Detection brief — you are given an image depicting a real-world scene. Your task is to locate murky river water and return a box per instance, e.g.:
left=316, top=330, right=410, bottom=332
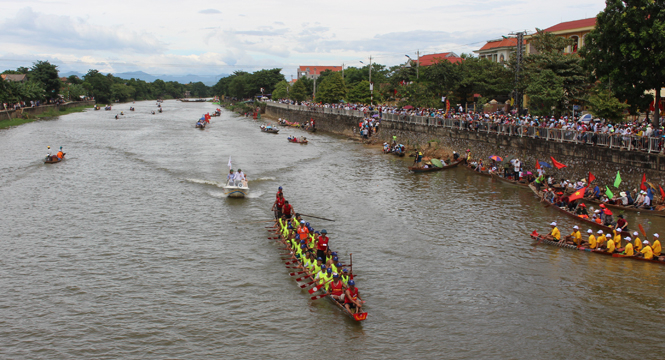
left=1, top=100, right=664, bottom=359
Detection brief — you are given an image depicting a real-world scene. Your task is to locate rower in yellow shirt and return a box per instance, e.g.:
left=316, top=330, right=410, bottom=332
left=623, top=237, right=634, bottom=256
left=586, top=229, right=597, bottom=249
left=633, top=231, right=642, bottom=252
left=640, top=240, right=653, bottom=260
left=606, top=237, right=616, bottom=254
left=570, top=226, right=582, bottom=246
left=613, top=228, right=622, bottom=249
left=596, top=230, right=607, bottom=248
left=545, top=222, right=560, bottom=241
left=652, top=233, right=661, bottom=257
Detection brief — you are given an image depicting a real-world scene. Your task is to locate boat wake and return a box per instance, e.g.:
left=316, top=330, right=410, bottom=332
left=209, top=190, right=263, bottom=199
left=185, top=178, right=223, bottom=187
left=253, top=177, right=276, bottom=181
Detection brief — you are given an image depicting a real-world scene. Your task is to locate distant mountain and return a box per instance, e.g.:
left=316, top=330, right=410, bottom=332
left=59, top=71, right=228, bottom=86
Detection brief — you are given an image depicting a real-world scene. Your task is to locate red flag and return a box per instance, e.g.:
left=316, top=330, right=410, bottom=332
left=640, top=174, right=647, bottom=191
left=588, top=172, right=596, bottom=184
left=659, top=185, right=665, bottom=200
left=530, top=230, right=539, bottom=237
left=569, top=187, right=587, bottom=202
left=535, top=159, right=540, bottom=170
left=550, top=157, right=567, bottom=169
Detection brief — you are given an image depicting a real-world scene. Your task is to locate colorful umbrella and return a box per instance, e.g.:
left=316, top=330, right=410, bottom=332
left=489, top=155, right=503, bottom=162
left=538, top=161, right=552, bottom=168
left=403, top=105, right=413, bottom=110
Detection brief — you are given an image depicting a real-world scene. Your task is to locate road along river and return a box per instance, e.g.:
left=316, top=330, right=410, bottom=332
left=1, top=100, right=664, bottom=359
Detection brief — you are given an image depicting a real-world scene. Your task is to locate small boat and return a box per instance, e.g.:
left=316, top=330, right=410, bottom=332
left=530, top=232, right=665, bottom=265
left=196, top=121, right=206, bottom=129
left=583, top=197, right=665, bottom=218
left=491, top=174, right=529, bottom=187
left=223, top=180, right=249, bottom=198
left=261, top=127, right=280, bottom=134
left=409, top=159, right=463, bottom=173
left=288, top=137, right=308, bottom=144
left=129, top=107, right=135, bottom=111
left=528, top=184, right=630, bottom=236
left=44, top=153, right=65, bottom=164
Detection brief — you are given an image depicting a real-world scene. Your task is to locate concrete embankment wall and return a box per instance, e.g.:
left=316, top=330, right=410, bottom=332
left=0, top=100, right=96, bottom=122
left=266, top=105, right=665, bottom=189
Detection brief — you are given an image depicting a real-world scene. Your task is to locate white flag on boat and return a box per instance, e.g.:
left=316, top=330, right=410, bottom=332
left=228, top=156, right=232, bottom=169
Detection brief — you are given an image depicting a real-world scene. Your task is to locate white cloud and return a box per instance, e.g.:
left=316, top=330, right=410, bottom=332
left=0, top=7, right=165, bottom=54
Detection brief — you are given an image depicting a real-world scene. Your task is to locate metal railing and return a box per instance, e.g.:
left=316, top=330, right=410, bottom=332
left=265, top=102, right=664, bottom=154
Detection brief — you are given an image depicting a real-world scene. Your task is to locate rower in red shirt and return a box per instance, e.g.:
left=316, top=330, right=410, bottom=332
left=282, top=201, right=293, bottom=219
left=344, top=280, right=363, bottom=314
left=272, top=192, right=285, bottom=219
left=329, top=273, right=346, bottom=302
left=276, top=186, right=283, bottom=199
left=317, top=229, right=329, bottom=261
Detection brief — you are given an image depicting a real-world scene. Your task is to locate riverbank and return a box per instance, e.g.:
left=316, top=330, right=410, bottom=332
left=0, top=101, right=96, bottom=129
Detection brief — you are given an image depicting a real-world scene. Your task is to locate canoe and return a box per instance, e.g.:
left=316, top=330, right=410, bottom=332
left=583, top=197, right=665, bottom=218
left=491, top=174, right=529, bottom=187
left=44, top=153, right=65, bottom=164
left=530, top=233, right=665, bottom=265
left=261, top=127, right=280, bottom=134
left=409, top=159, right=463, bottom=173
left=273, top=225, right=367, bottom=321
left=288, top=138, right=308, bottom=144
left=464, top=164, right=492, bottom=177
left=528, top=184, right=629, bottom=236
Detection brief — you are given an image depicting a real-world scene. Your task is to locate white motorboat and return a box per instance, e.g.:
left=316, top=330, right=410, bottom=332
left=223, top=180, right=249, bottom=198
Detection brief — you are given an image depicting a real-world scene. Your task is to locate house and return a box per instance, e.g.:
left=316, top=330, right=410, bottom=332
left=526, top=17, right=597, bottom=54
left=475, top=38, right=526, bottom=63
left=412, top=52, right=463, bottom=66
left=297, top=66, right=343, bottom=80
left=1, top=74, right=28, bottom=83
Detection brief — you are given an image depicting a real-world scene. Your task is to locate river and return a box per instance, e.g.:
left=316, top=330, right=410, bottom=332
left=1, top=100, right=664, bottom=359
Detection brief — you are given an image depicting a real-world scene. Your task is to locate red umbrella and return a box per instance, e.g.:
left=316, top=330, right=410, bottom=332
left=403, top=105, right=413, bottom=110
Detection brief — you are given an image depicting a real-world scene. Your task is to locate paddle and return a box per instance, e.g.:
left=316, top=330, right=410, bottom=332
left=311, top=293, right=329, bottom=300
left=308, top=279, right=333, bottom=294
left=299, top=213, right=335, bottom=222
left=639, top=223, right=647, bottom=239
left=299, top=279, right=317, bottom=288
left=295, top=274, right=311, bottom=282
left=289, top=271, right=306, bottom=276
left=350, top=253, right=353, bottom=280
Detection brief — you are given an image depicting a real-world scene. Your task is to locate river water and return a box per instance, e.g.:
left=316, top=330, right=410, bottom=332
left=1, top=100, right=664, bottom=359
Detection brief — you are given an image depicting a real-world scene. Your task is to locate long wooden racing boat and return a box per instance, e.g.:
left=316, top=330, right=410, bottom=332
left=409, top=159, right=463, bottom=173
left=530, top=233, right=665, bottom=265
left=287, top=138, right=308, bottom=144
left=491, top=174, right=529, bottom=187
left=464, top=164, right=492, bottom=177
left=582, top=197, right=665, bottom=218
left=528, top=184, right=629, bottom=236
left=44, top=153, right=65, bottom=164
left=273, top=225, right=367, bottom=321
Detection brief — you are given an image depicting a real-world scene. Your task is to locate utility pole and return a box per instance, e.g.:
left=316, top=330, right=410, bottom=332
left=369, top=56, right=373, bottom=105
left=313, top=76, right=316, bottom=101
left=342, top=63, right=344, bottom=80
left=416, top=50, right=420, bottom=80
left=509, top=31, right=526, bottom=114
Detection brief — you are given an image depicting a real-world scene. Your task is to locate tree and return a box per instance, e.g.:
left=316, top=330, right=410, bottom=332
left=289, top=79, right=308, bottom=103
left=67, top=75, right=83, bottom=85
left=30, top=60, right=61, bottom=98
left=526, top=69, right=564, bottom=116
left=83, top=69, right=113, bottom=103
left=586, top=85, right=629, bottom=121
left=581, top=0, right=665, bottom=125
left=111, top=83, right=135, bottom=102
left=347, top=80, right=372, bottom=104
left=316, top=72, right=347, bottom=103
left=189, top=81, right=209, bottom=98
left=272, top=80, right=289, bottom=100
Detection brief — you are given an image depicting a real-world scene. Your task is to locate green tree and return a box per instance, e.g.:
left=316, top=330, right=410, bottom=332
left=581, top=0, right=665, bottom=125
left=30, top=60, right=61, bottom=98
left=289, top=79, right=308, bottom=103
left=315, top=72, right=347, bottom=103
left=83, top=69, right=113, bottom=103
left=586, top=85, right=629, bottom=121
left=110, top=83, right=135, bottom=102
left=190, top=81, right=209, bottom=97
left=67, top=75, right=83, bottom=85
left=525, top=69, right=564, bottom=116
left=272, top=80, right=289, bottom=99
left=347, top=80, right=372, bottom=104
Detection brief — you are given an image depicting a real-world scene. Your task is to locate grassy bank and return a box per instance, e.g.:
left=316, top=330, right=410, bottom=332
left=0, top=104, right=94, bottom=129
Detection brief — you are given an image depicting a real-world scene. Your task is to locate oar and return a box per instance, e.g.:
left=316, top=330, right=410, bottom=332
left=531, top=231, right=545, bottom=248
left=308, top=280, right=332, bottom=294
left=311, top=293, right=329, bottom=300
left=639, top=223, right=647, bottom=239
left=289, top=271, right=306, bottom=276
left=350, top=253, right=353, bottom=280
left=299, top=213, right=335, bottom=222
left=295, top=274, right=311, bottom=282
left=298, top=279, right=317, bottom=288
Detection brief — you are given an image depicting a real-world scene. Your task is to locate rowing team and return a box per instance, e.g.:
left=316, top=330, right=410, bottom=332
left=273, top=204, right=363, bottom=314
left=544, top=221, right=663, bottom=260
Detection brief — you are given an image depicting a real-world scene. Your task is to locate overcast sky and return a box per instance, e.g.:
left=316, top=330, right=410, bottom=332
left=0, top=0, right=606, bottom=79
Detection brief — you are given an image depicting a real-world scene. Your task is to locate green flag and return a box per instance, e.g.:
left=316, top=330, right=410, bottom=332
left=614, top=171, right=622, bottom=188
left=606, top=186, right=614, bottom=199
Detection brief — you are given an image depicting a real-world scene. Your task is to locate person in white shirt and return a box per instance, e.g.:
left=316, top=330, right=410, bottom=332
left=234, top=169, right=247, bottom=187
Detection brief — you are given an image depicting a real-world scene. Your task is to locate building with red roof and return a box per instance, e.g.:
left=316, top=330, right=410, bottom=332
left=474, top=38, right=526, bottom=63
left=527, top=17, right=597, bottom=54
left=412, top=52, right=463, bottom=66
left=297, top=66, right=343, bottom=80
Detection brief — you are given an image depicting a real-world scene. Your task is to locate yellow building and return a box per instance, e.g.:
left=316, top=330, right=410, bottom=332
left=526, top=17, right=597, bottom=55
